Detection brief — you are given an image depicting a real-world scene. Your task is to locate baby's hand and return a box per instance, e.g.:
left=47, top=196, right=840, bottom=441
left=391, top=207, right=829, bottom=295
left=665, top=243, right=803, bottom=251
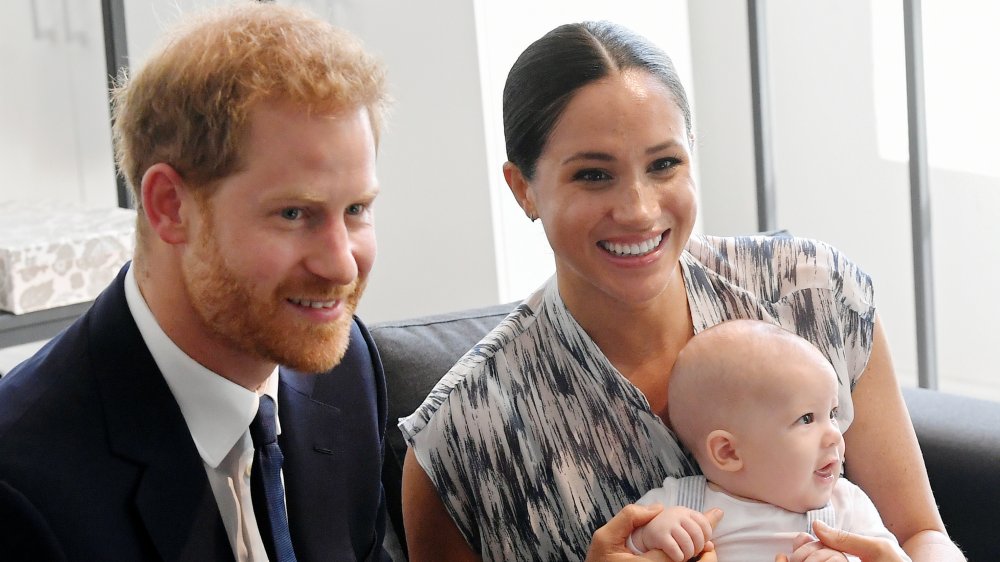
left=774, top=532, right=851, bottom=562
left=628, top=506, right=722, bottom=562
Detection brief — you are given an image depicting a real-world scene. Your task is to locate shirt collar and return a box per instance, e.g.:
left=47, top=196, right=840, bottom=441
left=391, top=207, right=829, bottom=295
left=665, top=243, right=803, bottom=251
left=124, top=264, right=281, bottom=468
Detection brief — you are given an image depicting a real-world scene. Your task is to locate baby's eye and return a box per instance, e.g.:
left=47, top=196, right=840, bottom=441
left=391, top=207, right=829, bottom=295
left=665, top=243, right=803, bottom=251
left=572, top=169, right=612, bottom=182
left=280, top=208, right=304, bottom=221
left=830, top=407, right=839, bottom=420
left=798, top=413, right=815, bottom=424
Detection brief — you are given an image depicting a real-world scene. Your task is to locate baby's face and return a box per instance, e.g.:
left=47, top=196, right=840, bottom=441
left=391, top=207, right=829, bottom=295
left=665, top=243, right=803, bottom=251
left=734, top=359, right=845, bottom=513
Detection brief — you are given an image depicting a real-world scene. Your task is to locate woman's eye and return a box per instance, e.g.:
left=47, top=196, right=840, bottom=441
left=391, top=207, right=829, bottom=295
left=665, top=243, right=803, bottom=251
left=573, top=169, right=612, bottom=182
left=798, top=413, right=815, bottom=424
left=280, top=208, right=303, bottom=220
left=649, top=157, right=679, bottom=172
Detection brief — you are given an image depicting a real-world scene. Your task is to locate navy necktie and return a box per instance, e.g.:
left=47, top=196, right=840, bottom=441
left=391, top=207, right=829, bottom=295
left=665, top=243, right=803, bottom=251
left=249, top=395, right=297, bottom=562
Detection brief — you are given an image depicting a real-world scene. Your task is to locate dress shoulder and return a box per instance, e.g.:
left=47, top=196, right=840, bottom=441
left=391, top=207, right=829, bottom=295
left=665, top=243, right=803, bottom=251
left=397, top=286, right=544, bottom=444
left=685, top=234, right=874, bottom=316
left=682, top=234, right=877, bottom=425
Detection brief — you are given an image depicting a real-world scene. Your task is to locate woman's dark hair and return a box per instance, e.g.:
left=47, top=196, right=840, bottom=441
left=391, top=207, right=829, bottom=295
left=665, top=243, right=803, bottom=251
left=502, top=21, right=691, bottom=180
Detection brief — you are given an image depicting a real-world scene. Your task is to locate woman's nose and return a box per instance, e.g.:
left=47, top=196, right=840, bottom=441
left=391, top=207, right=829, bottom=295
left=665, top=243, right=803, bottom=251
left=612, top=178, right=658, bottom=225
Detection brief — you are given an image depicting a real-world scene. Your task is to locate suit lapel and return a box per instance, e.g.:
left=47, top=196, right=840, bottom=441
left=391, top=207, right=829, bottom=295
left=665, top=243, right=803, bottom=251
left=278, top=369, right=343, bottom=559
left=89, top=266, right=232, bottom=561
left=278, top=318, right=389, bottom=562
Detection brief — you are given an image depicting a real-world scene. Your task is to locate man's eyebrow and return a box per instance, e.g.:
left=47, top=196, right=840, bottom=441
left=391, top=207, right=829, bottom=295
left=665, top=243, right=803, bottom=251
left=260, top=192, right=326, bottom=204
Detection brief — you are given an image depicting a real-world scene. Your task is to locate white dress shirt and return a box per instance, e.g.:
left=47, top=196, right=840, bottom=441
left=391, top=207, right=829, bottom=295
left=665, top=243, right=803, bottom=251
left=124, top=266, right=280, bottom=562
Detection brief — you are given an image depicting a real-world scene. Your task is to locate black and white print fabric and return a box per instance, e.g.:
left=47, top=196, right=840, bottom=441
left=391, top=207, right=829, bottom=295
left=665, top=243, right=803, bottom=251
left=399, top=234, right=876, bottom=561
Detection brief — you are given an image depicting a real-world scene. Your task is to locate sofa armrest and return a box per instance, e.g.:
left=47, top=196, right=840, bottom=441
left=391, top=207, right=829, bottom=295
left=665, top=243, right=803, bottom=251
left=901, top=386, right=1000, bottom=561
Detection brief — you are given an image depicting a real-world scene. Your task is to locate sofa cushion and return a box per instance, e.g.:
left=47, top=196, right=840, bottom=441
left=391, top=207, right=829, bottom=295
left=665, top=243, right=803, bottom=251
left=900, top=386, right=1000, bottom=561
left=370, top=303, right=515, bottom=556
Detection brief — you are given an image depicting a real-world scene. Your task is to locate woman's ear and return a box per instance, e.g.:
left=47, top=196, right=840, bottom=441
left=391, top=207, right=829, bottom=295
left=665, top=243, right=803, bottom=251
left=141, top=163, right=192, bottom=245
left=705, top=429, right=743, bottom=472
left=503, top=162, right=538, bottom=222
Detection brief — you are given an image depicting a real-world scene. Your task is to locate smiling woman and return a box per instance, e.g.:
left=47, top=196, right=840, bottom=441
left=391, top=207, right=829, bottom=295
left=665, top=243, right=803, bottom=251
left=398, top=19, right=962, bottom=562
left=505, top=68, right=696, bottom=317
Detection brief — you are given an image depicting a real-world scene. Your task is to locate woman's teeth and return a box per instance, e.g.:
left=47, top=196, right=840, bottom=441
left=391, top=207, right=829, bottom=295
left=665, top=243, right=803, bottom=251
left=599, top=233, right=663, bottom=257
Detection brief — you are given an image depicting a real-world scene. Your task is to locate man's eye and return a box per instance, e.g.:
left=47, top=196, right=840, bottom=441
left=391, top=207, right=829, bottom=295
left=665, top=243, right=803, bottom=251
left=346, top=203, right=366, bottom=216
left=573, top=169, right=611, bottom=182
left=280, top=208, right=303, bottom=220
left=798, top=413, right=815, bottom=424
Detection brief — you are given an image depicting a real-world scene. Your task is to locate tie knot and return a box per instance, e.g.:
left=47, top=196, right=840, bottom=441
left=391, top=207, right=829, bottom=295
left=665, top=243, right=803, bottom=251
left=250, top=395, right=277, bottom=447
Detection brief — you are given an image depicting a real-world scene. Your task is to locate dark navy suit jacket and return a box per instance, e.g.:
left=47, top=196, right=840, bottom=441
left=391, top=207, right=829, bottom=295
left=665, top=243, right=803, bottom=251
left=0, top=265, right=390, bottom=561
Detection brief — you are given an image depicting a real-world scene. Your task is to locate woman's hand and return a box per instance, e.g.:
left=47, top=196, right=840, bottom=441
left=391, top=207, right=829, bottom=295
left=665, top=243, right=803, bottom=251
left=775, top=529, right=852, bottom=562
left=810, top=521, right=906, bottom=561
left=774, top=521, right=906, bottom=562
left=585, top=504, right=721, bottom=562
left=775, top=529, right=851, bottom=562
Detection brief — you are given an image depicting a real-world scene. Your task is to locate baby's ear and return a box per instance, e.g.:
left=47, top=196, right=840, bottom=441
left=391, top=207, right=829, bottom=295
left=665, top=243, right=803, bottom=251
left=705, top=429, right=742, bottom=472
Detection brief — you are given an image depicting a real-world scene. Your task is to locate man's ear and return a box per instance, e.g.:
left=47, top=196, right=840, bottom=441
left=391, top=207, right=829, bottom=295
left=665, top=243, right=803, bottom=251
left=141, top=163, right=193, bottom=245
left=502, top=162, right=538, bottom=221
left=705, top=429, right=743, bottom=472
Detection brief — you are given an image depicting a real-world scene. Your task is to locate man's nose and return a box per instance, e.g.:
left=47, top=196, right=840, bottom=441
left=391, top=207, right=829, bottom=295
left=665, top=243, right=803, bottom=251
left=305, top=219, right=358, bottom=285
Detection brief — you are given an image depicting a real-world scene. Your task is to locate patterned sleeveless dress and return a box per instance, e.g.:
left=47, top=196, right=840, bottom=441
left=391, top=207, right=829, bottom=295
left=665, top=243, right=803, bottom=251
left=399, top=234, right=876, bottom=561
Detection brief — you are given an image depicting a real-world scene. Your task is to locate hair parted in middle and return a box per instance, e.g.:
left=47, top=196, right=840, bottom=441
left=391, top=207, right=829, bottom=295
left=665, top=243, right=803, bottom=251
left=502, top=21, right=692, bottom=180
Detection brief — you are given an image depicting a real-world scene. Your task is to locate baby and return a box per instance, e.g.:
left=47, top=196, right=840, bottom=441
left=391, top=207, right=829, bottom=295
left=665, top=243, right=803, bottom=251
left=629, top=319, right=910, bottom=562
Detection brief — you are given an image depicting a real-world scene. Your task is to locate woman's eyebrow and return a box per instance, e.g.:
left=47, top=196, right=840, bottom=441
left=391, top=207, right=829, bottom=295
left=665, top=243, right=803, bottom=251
left=561, top=140, right=683, bottom=165
left=561, top=151, right=615, bottom=165
left=646, top=140, right=680, bottom=155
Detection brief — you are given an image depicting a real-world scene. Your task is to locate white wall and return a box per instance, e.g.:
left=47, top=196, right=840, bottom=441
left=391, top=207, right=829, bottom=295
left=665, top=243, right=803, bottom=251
left=123, top=0, right=229, bottom=60
left=686, top=1, right=758, bottom=236
left=0, top=1, right=116, bottom=209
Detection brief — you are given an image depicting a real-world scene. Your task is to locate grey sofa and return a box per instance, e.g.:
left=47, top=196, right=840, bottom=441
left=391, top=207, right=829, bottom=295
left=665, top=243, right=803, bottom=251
left=371, top=304, right=1000, bottom=562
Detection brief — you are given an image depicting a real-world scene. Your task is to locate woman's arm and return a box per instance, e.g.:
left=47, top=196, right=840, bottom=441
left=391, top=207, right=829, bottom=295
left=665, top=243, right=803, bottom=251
left=402, top=447, right=481, bottom=562
left=402, top=447, right=707, bottom=561
left=841, top=316, right=964, bottom=561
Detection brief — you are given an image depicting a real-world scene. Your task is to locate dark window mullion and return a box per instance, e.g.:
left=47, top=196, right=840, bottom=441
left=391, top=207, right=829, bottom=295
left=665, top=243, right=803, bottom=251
left=101, top=0, right=131, bottom=209
left=747, top=0, right=776, bottom=233
left=903, top=0, right=938, bottom=389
